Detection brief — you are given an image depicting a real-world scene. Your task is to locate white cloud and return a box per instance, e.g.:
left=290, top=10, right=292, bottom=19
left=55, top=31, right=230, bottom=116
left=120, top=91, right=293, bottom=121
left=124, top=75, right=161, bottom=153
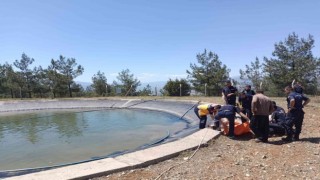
left=138, top=73, right=156, bottom=78
left=109, top=73, right=118, bottom=76
left=139, top=73, right=187, bottom=82
left=165, top=74, right=187, bottom=79
left=137, top=73, right=157, bottom=82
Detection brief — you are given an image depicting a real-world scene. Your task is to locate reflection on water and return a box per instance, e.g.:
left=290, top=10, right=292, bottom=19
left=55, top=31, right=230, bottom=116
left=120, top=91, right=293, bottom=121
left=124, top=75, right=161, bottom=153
left=0, top=109, right=186, bottom=171
left=0, top=110, right=87, bottom=144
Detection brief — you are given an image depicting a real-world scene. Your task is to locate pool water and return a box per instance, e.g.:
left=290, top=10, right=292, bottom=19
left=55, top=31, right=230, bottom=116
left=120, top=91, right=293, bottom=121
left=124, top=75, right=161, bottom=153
left=0, top=109, right=187, bottom=171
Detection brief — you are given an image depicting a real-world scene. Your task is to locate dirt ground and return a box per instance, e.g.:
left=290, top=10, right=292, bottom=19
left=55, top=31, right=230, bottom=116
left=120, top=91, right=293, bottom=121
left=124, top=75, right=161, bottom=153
left=93, top=97, right=320, bottom=180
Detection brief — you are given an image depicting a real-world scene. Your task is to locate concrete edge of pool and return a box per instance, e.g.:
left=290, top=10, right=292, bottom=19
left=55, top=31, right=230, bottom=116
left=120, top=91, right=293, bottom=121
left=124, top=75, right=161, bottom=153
left=6, top=129, right=221, bottom=180
left=2, top=99, right=221, bottom=180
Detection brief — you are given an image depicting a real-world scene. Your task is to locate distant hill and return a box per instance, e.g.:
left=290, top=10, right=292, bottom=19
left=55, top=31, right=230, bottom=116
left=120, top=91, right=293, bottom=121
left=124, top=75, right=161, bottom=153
left=139, top=81, right=166, bottom=89
left=76, top=81, right=92, bottom=89
left=76, top=81, right=166, bottom=94
left=77, top=77, right=248, bottom=94
left=139, top=81, right=166, bottom=95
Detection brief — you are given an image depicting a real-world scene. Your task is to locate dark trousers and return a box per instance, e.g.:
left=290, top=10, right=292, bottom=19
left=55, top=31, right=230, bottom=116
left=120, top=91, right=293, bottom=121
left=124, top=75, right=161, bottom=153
left=241, top=108, right=253, bottom=121
left=194, top=107, right=207, bottom=129
left=269, top=123, right=286, bottom=136
left=226, top=99, right=236, bottom=106
left=214, top=111, right=235, bottom=136
left=283, top=109, right=304, bottom=138
left=250, top=115, right=269, bottom=141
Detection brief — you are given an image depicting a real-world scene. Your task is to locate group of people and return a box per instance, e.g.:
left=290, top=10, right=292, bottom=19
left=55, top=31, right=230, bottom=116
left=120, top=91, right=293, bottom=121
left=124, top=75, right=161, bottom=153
left=194, top=80, right=311, bottom=143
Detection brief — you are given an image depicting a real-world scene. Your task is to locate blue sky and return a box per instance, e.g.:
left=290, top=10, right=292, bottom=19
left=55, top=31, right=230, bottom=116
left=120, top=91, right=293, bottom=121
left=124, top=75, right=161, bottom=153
left=1, top=0, right=320, bottom=83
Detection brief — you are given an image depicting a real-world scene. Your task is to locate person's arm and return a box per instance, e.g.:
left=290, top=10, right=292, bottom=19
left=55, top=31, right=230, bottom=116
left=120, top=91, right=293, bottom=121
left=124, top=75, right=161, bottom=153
left=270, top=112, right=276, bottom=123
left=234, top=88, right=238, bottom=96
left=239, top=112, right=250, bottom=122
left=227, top=90, right=236, bottom=97
left=238, top=96, right=242, bottom=106
left=251, top=96, right=257, bottom=115
left=268, top=101, right=274, bottom=115
left=222, top=90, right=227, bottom=101
left=209, top=114, right=215, bottom=120
left=303, top=97, right=311, bottom=107
left=288, top=99, right=295, bottom=111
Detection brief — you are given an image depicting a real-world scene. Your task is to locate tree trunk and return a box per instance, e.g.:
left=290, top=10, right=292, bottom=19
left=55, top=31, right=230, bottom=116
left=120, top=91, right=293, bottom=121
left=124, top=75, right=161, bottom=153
left=68, top=83, right=72, bottom=97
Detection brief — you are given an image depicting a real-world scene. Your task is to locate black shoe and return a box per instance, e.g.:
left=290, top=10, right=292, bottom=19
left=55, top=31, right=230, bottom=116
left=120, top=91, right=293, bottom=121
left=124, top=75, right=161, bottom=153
left=293, top=135, right=300, bottom=141
left=211, top=125, right=217, bottom=130
left=282, top=137, right=292, bottom=142
left=211, top=126, right=221, bottom=131
left=228, top=135, right=235, bottom=139
left=255, top=138, right=268, bottom=143
left=268, top=133, right=274, bottom=137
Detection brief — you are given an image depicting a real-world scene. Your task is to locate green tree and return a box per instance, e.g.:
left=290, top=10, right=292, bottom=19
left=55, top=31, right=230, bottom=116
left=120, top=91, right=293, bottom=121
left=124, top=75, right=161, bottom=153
left=91, top=71, right=108, bottom=96
left=115, top=69, right=141, bottom=96
left=0, top=63, right=13, bottom=97
left=32, top=66, right=50, bottom=98
left=138, top=84, right=152, bottom=96
left=13, top=53, right=35, bottom=98
left=70, top=82, right=84, bottom=97
left=56, top=55, right=84, bottom=97
left=163, top=78, right=191, bottom=96
left=239, top=57, right=265, bottom=90
left=5, top=63, right=22, bottom=98
left=264, top=33, right=319, bottom=94
left=186, top=49, right=230, bottom=96
left=46, top=59, right=63, bottom=98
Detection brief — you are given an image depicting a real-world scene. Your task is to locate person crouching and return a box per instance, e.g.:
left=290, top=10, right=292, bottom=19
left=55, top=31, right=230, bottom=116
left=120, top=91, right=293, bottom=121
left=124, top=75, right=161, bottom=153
left=194, top=104, right=221, bottom=129
left=213, top=104, right=250, bottom=139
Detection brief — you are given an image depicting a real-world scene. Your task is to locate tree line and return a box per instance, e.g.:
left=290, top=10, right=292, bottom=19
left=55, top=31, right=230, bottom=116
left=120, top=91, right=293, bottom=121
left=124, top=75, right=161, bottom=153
left=0, top=33, right=319, bottom=98
left=0, top=55, right=84, bottom=98
left=185, top=32, right=319, bottom=96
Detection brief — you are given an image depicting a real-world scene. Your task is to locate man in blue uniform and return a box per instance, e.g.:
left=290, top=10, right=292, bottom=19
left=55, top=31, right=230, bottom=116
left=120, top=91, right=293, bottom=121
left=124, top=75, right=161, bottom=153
left=269, top=101, right=286, bottom=136
left=293, top=82, right=304, bottom=94
left=243, top=85, right=256, bottom=96
left=222, top=80, right=238, bottom=106
left=282, top=86, right=310, bottom=141
left=213, top=104, right=250, bottom=139
left=238, top=91, right=253, bottom=121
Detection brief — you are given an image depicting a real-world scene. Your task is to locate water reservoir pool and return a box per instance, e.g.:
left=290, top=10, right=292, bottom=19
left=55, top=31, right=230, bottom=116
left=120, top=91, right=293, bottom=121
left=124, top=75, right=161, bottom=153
left=0, top=108, right=187, bottom=171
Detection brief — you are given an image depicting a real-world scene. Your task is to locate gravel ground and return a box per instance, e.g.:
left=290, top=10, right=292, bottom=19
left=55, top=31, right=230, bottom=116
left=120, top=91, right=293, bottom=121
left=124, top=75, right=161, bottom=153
left=93, top=98, right=320, bottom=180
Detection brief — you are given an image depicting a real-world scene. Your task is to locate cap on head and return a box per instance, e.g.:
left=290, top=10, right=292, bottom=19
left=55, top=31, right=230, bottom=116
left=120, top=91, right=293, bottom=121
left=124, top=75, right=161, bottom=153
left=225, top=80, right=231, bottom=84
left=209, top=104, right=221, bottom=110
left=293, top=84, right=303, bottom=93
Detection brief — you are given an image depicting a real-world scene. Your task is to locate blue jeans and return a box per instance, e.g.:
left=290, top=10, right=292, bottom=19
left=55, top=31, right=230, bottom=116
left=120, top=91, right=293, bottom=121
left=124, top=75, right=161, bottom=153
left=194, top=107, right=207, bottom=129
